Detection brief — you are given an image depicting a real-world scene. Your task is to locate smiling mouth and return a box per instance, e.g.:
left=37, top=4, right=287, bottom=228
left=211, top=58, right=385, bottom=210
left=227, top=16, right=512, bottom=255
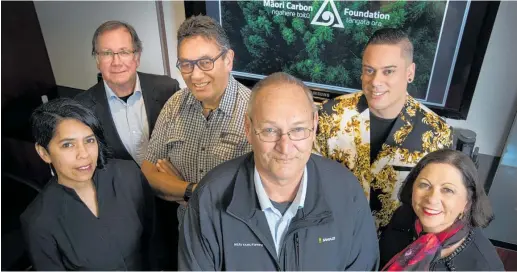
left=76, top=164, right=93, bottom=171
left=422, top=208, right=442, bottom=216
left=274, top=157, right=295, bottom=163
left=193, top=82, right=209, bottom=88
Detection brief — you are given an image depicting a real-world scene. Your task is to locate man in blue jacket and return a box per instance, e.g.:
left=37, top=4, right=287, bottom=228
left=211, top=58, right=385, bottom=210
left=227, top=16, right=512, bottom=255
left=179, top=72, right=379, bottom=270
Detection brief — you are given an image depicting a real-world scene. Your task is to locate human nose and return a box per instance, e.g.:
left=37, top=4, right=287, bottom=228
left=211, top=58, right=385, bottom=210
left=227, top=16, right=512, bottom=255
left=275, top=133, right=293, bottom=154
left=424, top=188, right=441, bottom=205
left=190, top=62, right=204, bottom=79
left=111, top=53, right=122, bottom=66
left=76, top=143, right=90, bottom=160
left=371, top=71, right=384, bottom=87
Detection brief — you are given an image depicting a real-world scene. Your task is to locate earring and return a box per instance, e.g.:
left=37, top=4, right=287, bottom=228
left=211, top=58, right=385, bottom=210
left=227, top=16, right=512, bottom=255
left=408, top=78, right=413, bottom=83
left=49, top=164, right=54, bottom=176
left=458, top=212, right=464, bottom=220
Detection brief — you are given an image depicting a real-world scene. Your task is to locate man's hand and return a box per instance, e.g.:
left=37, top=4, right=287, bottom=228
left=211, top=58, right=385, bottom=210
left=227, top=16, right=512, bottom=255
left=156, top=159, right=195, bottom=206
left=156, top=159, right=182, bottom=178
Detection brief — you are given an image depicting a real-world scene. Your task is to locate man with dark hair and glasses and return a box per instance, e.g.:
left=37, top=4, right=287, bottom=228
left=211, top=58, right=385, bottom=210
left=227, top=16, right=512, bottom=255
left=141, top=15, right=252, bottom=265
left=75, top=20, right=180, bottom=164
left=179, top=72, right=379, bottom=271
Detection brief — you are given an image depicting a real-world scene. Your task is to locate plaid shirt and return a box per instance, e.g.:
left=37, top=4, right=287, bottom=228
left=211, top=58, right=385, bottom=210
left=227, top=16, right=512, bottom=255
left=145, top=76, right=252, bottom=221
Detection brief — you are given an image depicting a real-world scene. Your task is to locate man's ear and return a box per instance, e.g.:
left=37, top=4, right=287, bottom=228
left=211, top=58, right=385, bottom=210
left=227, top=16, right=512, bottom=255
left=96, top=57, right=101, bottom=70
left=407, top=62, right=416, bottom=82
left=224, top=49, right=234, bottom=71
left=244, top=113, right=252, bottom=143
left=312, top=111, right=319, bottom=136
left=134, top=51, right=141, bottom=68
left=35, top=144, right=52, bottom=164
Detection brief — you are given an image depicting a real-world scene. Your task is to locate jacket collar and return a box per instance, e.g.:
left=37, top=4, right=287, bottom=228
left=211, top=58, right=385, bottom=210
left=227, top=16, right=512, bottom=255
left=226, top=154, right=332, bottom=222
left=355, top=92, right=418, bottom=149
left=104, top=73, right=142, bottom=100
left=91, top=72, right=156, bottom=128
left=88, top=72, right=153, bottom=160
left=383, top=94, right=418, bottom=148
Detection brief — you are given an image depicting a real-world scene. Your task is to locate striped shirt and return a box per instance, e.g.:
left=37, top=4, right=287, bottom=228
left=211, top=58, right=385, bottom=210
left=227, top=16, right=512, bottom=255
left=145, top=76, right=252, bottom=222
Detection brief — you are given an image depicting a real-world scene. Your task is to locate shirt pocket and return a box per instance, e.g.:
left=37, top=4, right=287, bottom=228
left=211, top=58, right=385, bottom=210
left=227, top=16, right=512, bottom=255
left=212, top=131, right=246, bottom=161
left=165, top=135, right=185, bottom=163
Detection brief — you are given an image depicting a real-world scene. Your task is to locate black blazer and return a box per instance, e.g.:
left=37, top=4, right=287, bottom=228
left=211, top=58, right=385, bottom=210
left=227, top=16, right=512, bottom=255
left=75, top=72, right=179, bottom=161
left=379, top=205, right=504, bottom=271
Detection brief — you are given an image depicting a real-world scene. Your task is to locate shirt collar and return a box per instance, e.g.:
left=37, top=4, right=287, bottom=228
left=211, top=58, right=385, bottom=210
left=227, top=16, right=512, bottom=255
left=185, top=75, right=238, bottom=115
left=104, top=73, right=142, bottom=101
left=253, top=165, right=308, bottom=212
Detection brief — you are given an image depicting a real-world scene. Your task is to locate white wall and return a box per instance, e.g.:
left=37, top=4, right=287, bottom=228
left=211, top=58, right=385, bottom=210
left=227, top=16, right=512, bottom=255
left=446, top=1, right=517, bottom=157
left=34, top=1, right=186, bottom=90
left=162, top=1, right=187, bottom=88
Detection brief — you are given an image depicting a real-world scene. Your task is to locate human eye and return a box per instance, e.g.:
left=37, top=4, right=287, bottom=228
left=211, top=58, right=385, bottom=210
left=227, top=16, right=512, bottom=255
left=179, top=61, right=193, bottom=70
left=417, top=182, right=430, bottom=189
left=100, top=51, right=113, bottom=57
left=198, top=59, right=213, bottom=69
left=383, top=69, right=395, bottom=76
left=442, top=187, right=455, bottom=194
left=290, top=127, right=307, bottom=136
left=85, top=137, right=97, bottom=144
left=364, top=67, right=374, bottom=75
left=262, top=128, right=278, bottom=135
left=119, top=50, right=131, bottom=56
left=62, top=142, right=73, bottom=148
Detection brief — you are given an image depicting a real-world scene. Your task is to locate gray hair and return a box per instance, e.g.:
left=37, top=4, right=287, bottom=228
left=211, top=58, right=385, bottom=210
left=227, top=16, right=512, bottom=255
left=91, top=20, right=143, bottom=56
left=366, top=28, right=413, bottom=63
left=247, top=72, right=317, bottom=117
left=177, top=15, right=231, bottom=52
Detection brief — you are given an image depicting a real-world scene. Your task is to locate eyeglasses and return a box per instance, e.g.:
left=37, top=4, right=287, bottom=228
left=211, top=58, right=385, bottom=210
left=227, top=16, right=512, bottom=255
left=176, top=50, right=227, bottom=74
left=95, top=50, right=137, bottom=63
left=250, top=118, right=314, bottom=142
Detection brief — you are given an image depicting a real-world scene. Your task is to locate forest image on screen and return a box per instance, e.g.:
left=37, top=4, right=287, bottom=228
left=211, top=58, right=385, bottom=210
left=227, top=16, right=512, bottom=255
left=221, top=0, right=447, bottom=99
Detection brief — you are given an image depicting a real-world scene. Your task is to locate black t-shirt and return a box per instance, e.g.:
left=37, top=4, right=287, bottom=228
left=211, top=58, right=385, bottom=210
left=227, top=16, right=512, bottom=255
left=369, top=112, right=397, bottom=163
left=271, top=200, right=292, bottom=216
left=119, top=93, right=133, bottom=103
left=369, top=112, right=397, bottom=215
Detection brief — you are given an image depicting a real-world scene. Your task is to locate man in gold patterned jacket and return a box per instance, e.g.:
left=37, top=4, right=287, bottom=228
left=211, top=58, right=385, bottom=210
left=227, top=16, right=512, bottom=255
left=314, top=28, right=453, bottom=231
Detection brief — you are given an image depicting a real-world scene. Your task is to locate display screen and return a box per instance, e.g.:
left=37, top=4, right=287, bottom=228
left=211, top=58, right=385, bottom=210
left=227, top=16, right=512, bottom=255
left=206, top=0, right=470, bottom=107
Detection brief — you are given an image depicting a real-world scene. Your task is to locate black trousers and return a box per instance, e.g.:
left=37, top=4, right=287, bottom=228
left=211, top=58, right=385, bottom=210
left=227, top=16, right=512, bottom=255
left=154, top=197, right=180, bottom=270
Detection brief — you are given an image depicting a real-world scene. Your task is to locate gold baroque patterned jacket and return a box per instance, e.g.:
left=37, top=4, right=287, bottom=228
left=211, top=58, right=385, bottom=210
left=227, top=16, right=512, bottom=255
left=314, top=91, right=453, bottom=229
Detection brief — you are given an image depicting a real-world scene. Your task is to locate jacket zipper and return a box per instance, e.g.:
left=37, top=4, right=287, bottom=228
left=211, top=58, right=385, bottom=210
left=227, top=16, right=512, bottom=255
left=294, top=233, right=300, bottom=270
left=279, top=212, right=333, bottom=270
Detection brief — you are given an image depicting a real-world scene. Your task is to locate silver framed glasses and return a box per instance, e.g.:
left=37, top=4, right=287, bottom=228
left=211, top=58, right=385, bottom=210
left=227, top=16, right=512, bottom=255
left=176, top=50, right=227, bottom=74
left=95, top=50, right=137, bottom=63
left=250, top=118, right=314, bottom=142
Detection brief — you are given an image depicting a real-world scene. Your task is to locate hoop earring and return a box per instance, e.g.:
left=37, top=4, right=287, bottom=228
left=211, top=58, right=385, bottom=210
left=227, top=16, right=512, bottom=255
left=49, top=164, right=55, bottom=176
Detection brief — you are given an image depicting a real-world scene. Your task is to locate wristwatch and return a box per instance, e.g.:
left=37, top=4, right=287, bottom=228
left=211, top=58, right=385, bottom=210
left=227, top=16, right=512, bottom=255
left=183, top=182, right=195, bottom=202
